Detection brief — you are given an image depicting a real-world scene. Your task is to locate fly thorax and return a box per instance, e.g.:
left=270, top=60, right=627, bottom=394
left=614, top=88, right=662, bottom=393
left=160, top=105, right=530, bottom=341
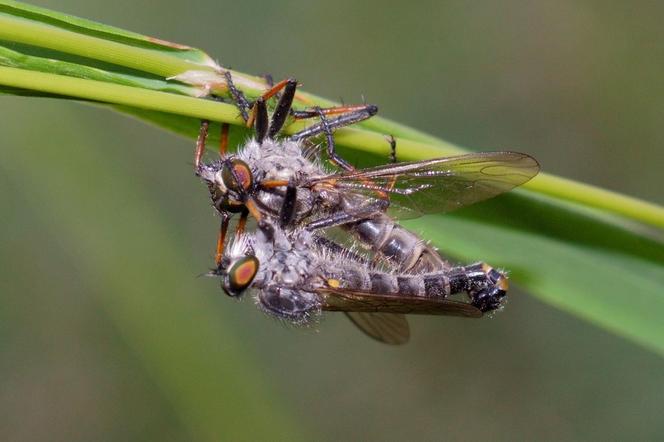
left=257, top=287, right=321, bottom=324
left=261, top=250, right=310, bottom=288
left=293, top=229, right=315, bottom=250
left=247, top=139, right=324, bottom=177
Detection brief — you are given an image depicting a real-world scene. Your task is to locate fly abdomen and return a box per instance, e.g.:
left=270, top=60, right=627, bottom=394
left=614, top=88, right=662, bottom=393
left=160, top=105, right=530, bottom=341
left=369, top=272, right=398, bottom=293
left=349, top=216, right=394, bottom=250
left=382, top=227, right=426, bottom=270
left=350, top=215, right=428, bottom=270
left=362, top=271, right=426, bottom=297
left=362, top=272, right=452, bottom=298
left=335, top=262, right=509, bottom=313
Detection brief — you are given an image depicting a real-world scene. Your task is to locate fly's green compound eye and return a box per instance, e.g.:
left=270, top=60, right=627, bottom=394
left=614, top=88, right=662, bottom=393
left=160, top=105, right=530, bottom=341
left=221, top=159, right=253, bottom=192
left=224, top=256, right=259, bottom=297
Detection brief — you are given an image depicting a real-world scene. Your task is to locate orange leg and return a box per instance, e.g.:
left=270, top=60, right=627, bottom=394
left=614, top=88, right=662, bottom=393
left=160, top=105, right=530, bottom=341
left=246, top=78, right=295, bottom=129
left=195, top=120, right=210, bottom=170
left=219, top=123, right=229, bottom=156
left=235, top=209, right=250, bottom=235
left=244, top=199, right=262, bottom=223
left=259, top=179, right=290, bottom=189
left=260, top=78, right=292, bottom=101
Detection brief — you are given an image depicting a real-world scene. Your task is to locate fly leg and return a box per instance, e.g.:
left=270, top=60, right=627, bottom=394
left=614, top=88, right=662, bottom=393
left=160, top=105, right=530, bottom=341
left=252, top=97, right=269, bottom=142
left=194, top=119, right=210, bottom=172
left=268, top=79, right=297, bottom=138
left=219, top=123, right=230, bottom=156
left=305, top=198, right=390, bottom=231
left=214, top=213, right=231, bottom=268
left=387, top=135, right=397, bottom=164
left=227, top=69, right=376, bottom=143
left=223, top=70, right=251, bottom=122
left=290, top=104, right=378, bottom=149
left=224, top=70, right=298, bottom=138
left=290, top=105, right=378, bottom=171
left=195, top=95, right=231, bottom=170
left=292, top=107, right=390, bottom=208
left=278, top=179, right=298, bottom=227
left=316, top=108, right=353, bottom=171
left=245, top=78, right=297, bottom=135
left=223, top=70, right=377, bottom=145
left=290, top=104, right=378, bottom=122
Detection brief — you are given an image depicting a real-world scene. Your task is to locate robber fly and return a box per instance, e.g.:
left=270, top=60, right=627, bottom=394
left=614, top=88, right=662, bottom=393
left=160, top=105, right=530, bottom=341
left=214, top=220, right=510, bottom=344
left=195, top=71, right=539, bottom=343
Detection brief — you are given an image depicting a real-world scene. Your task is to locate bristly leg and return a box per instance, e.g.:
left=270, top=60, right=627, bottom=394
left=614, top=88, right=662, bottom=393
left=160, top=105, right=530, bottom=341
left=223, top=70, right=251, bottom=122
left=289, top=104, right=378, bottom=141
left=317, top=107, right=354, bottom=171
left=290, top=104, right=376, bottom=120
left=305, top=198, right=390, bottom=231
left=387, top=135, right=397, bottom=164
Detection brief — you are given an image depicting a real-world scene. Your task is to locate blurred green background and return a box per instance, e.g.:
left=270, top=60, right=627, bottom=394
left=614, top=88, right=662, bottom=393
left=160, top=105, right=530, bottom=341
left=1, top=1, right=663, bottom=440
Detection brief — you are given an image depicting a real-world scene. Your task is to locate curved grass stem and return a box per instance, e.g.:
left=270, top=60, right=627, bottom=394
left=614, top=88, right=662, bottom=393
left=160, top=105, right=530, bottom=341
left=0, top=65, right=663, bottom=230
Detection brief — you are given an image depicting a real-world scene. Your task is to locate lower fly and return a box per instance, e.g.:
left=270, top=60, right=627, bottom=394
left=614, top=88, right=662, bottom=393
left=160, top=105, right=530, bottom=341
left=212, top=220, right=509, bottom=344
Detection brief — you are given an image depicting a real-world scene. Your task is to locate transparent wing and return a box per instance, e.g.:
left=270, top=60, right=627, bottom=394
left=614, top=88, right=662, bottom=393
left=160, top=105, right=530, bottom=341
left=345, top=312, right=410, bottom=345
left=318, top=287, right=483, bottom=318
left=312, top=151, right=540, bottom=219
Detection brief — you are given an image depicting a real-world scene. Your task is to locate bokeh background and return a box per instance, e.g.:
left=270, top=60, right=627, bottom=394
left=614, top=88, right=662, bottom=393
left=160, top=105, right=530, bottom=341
left=1, top=1, right=663, bottom=440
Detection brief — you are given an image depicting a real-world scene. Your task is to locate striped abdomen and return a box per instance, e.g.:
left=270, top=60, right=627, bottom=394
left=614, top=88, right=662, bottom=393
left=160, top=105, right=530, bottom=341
left=331, top=262, right=498, bottom=299
left=347, top=213, right=449, bottom=272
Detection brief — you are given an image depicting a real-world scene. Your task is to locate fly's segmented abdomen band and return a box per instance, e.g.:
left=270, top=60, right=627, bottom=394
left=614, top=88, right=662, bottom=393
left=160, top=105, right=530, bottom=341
left=349, top=214, right=447, bottom=272
left=335, top=262, right=503, bottom=299
left=365, top=272, right=451, bottom=297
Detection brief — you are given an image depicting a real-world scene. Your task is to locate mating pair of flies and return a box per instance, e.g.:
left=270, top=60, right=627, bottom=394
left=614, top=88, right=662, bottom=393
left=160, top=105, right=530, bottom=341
left=193, top=72, right=540, bottom=344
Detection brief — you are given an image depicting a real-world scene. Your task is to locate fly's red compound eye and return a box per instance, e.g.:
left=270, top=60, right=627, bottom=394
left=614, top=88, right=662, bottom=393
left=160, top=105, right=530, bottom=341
left=221, top=159, right=253, bottom=192
left=224, top=256, right=259, bottom=296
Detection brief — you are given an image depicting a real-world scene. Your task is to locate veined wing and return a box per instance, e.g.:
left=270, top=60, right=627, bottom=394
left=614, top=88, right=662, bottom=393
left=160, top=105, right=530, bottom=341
left=318, top=287, right=482, bottom=318
left=310, top=151, right=539, bottom=219
left=345, top=312, right=410, bottom=345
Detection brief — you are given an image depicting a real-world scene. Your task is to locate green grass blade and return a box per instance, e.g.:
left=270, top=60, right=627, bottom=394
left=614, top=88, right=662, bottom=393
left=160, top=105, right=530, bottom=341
left=0, top=8, right=215, bottom=77
left=0, top=0, right=213, bottom=62
left=0, top=45, right=199, bottom=95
